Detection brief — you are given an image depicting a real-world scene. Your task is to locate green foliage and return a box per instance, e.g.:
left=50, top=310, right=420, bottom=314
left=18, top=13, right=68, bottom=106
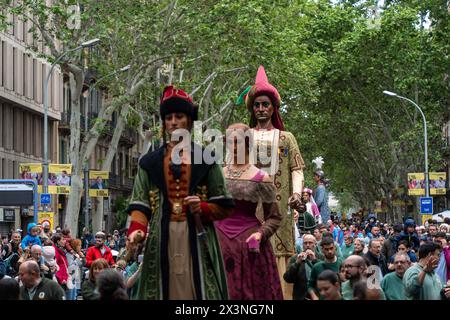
left=112, top=195, right=129, bottom=231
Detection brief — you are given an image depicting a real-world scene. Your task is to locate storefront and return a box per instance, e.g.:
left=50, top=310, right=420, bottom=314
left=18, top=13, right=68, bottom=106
left=0, top=207, right=19, bottom=238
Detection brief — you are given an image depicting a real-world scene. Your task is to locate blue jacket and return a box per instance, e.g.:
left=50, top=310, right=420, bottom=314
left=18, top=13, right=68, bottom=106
left=393, top=219, right=420, bottom=252
left=21, top=223, right=42, bottom=250
left=315, top=184, right=330, bottom=222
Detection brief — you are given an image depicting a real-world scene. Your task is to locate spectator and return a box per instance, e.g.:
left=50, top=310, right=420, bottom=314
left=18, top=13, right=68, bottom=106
left=41, top=245, right=58, bottom=281
left=395, top=218, right=420, bottom=253
left=427, top=224, right=438, bottom=241
left=340, top=234, right=354, bottom=259
left=66, top=239, right=83, bottom=300
left=39, top=222, right=52, bottom=243
left=387, top=240, right=417, bottom=271
left=52, top=234, right=69, bottom=291
left=433, top=232, right=448, bottom=284
left=353, top=238, right=365, bottom=256
left=381, top=253, right=411, bottom=300
left=96, top=269, right=129, bottom=300
left=364, top=239, right=388, bottom=276
left=308, top=237, right=343, bottom=300
left=283, top=234, right=318, bottom=300
left=30, top=245, right=48, bottom=275
left=20, top=223, right=42, bottom=251
left=440, top=223, right=449, bottom=235
left=69, top=239, right=85, bottom=298
left=0, top=277, right=20, bottom=300
left=61, top=228, right=77, bottom=257
left=382, top=224, right=402, bottom=262
left=85, top=232, right=115, bottom=267
left=0, top=256, right=5, bottom=279
left=341, top=255, right=368, bottom=300
left=315, top=231, right=343, bottom=260
left=403, top=242, right=443, bottom=300
left=106, top=234, right=118, bottom=251
left=81, top=227, right=94, bottom=250
left=316, top=270, right=342, bottom=300
left=82, top=258, right=109, bottom=300
left=18, top=260, right=65, bottom=300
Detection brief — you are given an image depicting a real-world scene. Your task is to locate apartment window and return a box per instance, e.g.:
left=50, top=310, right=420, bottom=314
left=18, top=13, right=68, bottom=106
left=23, top=52, right=26, bottom=96
left=12, top=47, right=16, bottom=91
left=0, top=40, right=4, bottom=87
left=32, top=59, right=37, bottom=100
left=59, top=138, right=67, bottom=164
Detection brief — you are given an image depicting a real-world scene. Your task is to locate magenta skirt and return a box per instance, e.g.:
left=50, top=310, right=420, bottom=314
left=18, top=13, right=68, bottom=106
left=216, top=226, right=283, bottom=300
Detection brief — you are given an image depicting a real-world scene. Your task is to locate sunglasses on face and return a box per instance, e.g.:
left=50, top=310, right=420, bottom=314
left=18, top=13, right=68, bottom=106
left=253, top=101, right=271, bottom=108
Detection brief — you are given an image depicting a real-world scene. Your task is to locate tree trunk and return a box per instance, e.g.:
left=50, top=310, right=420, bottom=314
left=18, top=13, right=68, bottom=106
left=64, top=72, right=84, bottom=236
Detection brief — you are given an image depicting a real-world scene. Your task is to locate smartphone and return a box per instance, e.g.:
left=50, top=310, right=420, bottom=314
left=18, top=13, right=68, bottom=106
left=247, top=237, right=260, bottom=253
left=138, top=254, right=144, bottom=263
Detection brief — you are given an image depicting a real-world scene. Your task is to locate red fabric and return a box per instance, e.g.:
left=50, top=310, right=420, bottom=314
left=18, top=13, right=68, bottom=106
left=53, top=245, right=68, bottom=285
left=160, top=85, right=193, bottom=105
left=127, top=221, right=147, bottom=237
left=85, top=245, right=115, bottom=267
left=62, top=234, right=74, bottom=253
left=200, top=202, right=211, bottom=215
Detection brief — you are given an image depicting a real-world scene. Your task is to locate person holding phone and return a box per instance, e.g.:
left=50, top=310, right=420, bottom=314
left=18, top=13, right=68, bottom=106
left=214, top=123, right=283, bottom=300
left=403, top=242, right=444, bottom=300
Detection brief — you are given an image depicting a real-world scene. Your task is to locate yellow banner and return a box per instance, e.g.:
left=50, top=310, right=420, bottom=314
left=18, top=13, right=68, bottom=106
left=408, top=172, right=446, bottom=196
left=430, top=172, right=446, bottom=195
left=89, top=171, right=109, bottom=179
left=89, top=189, right=109, bottom=197
left=49, top=164, right=72, bottom=174
left=421, top=214, right=433, bottom=226
left=48, top=164, right=72, bottom=194
left=38, top=212, right=54, bottom=231
left=89, top=170, right=109, bottom=197
left=19, top=163, right=42, bottom=185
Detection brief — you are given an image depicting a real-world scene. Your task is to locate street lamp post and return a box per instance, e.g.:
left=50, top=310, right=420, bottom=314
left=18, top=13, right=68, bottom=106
left=383, top=90, right=429, bottom=197
left=42, top=39, right=100, bottom=213
left=83, top=65, right=131, bottom=231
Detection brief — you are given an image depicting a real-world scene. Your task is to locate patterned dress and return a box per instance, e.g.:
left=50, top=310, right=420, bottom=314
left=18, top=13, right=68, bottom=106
left=250, top=128, right=305, bottom=299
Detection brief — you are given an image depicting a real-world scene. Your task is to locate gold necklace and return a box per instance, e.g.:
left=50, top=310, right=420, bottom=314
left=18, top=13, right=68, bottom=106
left=226, top=164, right=251, bottom=178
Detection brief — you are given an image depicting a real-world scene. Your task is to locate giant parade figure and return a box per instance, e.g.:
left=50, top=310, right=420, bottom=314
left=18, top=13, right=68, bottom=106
left=126, top=86, right=235, bottom=299
left=239, top=66, right=306, bottom=299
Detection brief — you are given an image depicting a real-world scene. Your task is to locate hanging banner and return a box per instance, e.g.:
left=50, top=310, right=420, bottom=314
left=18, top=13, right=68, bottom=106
left=408, top=173, right=425, bottom=195
left=429, top=172, right=446, bottom=195
left=19, top=163, right=43, bottom=193
left=49, top=164, right=72, bottom=194
left=408, top=172, right=447, bottom=196
left=89, top=171, right=109, bottom=197
left=374, top=201, right=382, bottom=213
left=392, top=187, right=405, bottom=206
left=38, top=211, right=54, bottom=231
left=421, top=214, right=433, bottom=226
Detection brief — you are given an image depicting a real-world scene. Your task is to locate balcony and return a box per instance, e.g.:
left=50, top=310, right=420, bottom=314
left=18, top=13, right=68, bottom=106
left=108, top=172, right=134, bottom=192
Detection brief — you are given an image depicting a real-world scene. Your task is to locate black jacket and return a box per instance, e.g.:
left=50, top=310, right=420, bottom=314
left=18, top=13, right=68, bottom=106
left=283, top=255, right=317, bottom=300
left=19, top=277, right=65, bottom=300
left=364, top=251, right=388, bottom=276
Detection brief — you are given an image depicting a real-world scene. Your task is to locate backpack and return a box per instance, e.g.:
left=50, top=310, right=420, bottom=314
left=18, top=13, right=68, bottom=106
left=3, top=252, right=20, bottom=276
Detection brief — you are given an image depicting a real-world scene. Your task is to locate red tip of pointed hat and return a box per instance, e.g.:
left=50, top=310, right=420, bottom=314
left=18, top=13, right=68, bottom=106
left=255, top=65, right=269, bottom=85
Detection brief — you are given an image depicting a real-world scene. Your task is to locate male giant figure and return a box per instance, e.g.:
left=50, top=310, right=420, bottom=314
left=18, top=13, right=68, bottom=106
left=243, top=66, right=305, bottom=299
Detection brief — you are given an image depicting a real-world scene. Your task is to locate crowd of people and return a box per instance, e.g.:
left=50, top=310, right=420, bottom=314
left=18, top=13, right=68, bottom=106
left=0, top=224, right=137, bottom=300
left=288, top=214, right=450, bottom=300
